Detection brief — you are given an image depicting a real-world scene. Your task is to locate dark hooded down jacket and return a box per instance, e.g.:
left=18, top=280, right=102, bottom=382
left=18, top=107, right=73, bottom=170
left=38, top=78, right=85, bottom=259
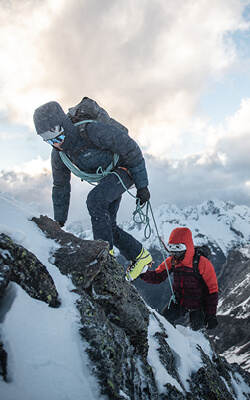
left=51, top=122, right=148, bottom=222
left=34, top=101, right=149, bottom=223
left=141, top=227, right=218, bottom=314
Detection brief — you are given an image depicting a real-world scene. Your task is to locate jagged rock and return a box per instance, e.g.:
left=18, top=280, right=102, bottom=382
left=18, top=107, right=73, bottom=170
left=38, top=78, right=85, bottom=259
left=210, top=247, right=250, bottom=370
left=78, top=291, right=159, bottom=399
left=32, top=216, right=149, bottom=339
left=0, top=264, right=11, bottom=301
left=0, top=217, right=246, bottom=400
left=0, top=342, right=7, bottom=382
left=190, top=355, right=235, bottom=399
left=32, top=216, right=157, bottom=398
left=10, top=215, right=250, bottom=399
left=0, top=233, right=59, bottom=308
left=32, top=215, right=109, bottom=289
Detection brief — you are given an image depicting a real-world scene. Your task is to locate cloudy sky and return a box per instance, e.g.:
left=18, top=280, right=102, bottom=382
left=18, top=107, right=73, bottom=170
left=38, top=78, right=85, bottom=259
left=1, top=0, right=250, bottom=226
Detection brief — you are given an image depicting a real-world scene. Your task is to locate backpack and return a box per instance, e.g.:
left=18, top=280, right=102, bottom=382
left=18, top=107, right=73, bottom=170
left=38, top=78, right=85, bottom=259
left=59, top=97, right=126, bottom=182
left=67, top=97, right=128, bottom=134
left=193, top=245, right=211, bottom=281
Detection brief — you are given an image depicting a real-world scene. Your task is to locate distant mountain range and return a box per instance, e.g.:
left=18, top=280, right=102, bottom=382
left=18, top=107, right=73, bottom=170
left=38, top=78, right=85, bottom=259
left=121, top=198, right=250, bottom=259
left=70, top=198, right=250, bottom=371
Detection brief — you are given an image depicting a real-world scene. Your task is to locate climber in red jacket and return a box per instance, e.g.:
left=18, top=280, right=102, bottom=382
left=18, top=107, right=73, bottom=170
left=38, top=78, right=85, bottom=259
left=140, top=227, right=218, bottom=330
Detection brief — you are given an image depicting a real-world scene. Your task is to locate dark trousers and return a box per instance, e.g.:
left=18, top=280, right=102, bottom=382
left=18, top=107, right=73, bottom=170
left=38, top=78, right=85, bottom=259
left=161, top=301, right=205, bottom=331
left=86, top=168, right=142, bottom=261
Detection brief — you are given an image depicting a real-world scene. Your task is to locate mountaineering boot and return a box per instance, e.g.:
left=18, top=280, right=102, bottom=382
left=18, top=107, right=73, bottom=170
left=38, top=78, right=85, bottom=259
left=125, top=247, right=152, bottom=282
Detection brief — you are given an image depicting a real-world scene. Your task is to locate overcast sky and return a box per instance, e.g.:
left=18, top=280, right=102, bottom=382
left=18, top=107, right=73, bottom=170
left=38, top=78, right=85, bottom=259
left=1, top=0, right=250, bottom=226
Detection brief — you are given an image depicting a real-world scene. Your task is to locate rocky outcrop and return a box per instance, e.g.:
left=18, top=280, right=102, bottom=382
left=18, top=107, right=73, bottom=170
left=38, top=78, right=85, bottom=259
left=210, top=246, right=250, bottom=371
left=0, top=231, right=60, bottom=382
left=32, top=216, right=153, bottom=397
left=0, top=233, right=59, bottom=307
left=0, top=342, right=7, bottom=382
left=33, top=216, right=250, bottom=399
left=1, top=216, right=250, bottom=399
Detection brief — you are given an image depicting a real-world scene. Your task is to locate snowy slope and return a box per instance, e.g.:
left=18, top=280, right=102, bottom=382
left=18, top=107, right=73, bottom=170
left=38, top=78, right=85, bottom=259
left=0, top=192, right=105, bottom=400
left=0, top=192, right=250, bottom=399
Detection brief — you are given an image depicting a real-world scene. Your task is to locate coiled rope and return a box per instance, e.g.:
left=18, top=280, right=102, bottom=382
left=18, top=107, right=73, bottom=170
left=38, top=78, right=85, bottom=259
left=105, top=171, right=176, bottom=306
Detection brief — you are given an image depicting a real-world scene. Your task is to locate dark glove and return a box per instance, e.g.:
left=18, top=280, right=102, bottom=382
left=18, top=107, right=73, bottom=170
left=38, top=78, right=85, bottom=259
left=57, top=221, right=65, bottom=228
left=136, top=187, right=150, bottom=206
left=205, top=314, right=218, bottom=330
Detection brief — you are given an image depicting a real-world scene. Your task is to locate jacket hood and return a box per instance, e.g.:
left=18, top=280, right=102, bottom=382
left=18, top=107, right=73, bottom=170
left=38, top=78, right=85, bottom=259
left=33, top=101, right=78, bottom=141
left=168, top=227, right=195, bottom=267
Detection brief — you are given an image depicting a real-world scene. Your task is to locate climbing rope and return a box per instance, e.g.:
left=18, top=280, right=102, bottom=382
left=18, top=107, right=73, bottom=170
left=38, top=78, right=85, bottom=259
left=106, top=170, right=176, bottom=304
left=146, top=201, right=176, bottom=306
left=59, top=152, right=120, bottom=184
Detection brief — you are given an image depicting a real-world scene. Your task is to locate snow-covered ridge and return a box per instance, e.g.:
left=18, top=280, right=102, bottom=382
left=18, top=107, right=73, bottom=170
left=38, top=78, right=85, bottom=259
left=1, top=192, right=250, bottom=399
left=119, top=199, right=250, bottom=256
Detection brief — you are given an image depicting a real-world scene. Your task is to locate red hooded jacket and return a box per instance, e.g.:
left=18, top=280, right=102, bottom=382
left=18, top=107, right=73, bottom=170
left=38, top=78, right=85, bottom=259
left=141, top=227, right=218, bottom=314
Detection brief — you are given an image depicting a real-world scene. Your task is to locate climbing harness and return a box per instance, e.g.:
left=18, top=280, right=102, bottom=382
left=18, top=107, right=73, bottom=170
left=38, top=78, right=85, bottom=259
left=59, top=119, right=119, bottom=184
left=59, top=152, right=120, bottom=184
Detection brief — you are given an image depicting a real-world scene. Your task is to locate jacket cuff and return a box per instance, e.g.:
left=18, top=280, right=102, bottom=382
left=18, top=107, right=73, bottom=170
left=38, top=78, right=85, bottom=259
left=204, top=292, right=218, bottom=315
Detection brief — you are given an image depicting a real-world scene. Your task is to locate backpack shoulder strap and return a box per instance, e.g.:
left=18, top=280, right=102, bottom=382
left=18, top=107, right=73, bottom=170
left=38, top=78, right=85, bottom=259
left=193, top=251, right=203, bottom=281
left=74, top=120, right=98, bottom=150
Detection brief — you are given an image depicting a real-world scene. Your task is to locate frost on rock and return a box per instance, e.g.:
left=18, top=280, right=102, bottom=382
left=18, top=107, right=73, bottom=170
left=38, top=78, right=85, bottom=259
left=1, top=214, right=250, bottom=399
left=0, top=233, right=59, bottom=308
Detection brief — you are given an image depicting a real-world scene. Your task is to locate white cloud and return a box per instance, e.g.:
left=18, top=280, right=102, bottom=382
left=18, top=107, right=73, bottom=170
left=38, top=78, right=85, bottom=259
left=11, top=156, right=51, bottom=176
left=0, top=0, right=65, bottom=123
left=1, top=0, right=250, bottom=214
left=0, top=0, right=250, bottom=157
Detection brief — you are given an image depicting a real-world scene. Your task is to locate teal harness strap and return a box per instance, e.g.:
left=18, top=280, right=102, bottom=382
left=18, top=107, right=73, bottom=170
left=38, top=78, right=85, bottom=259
left=59, top=119, right=119, bottom=183
left=59, top=152, right=119, bottom=184
left=74, top=119, right=95, bottom=126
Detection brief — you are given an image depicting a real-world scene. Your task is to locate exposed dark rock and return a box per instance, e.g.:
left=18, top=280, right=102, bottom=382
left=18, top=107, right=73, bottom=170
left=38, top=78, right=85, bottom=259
left=0, top=263, right=11, bottom=302
left=0, top=341, right=7, bottom=382
left=33, top=216, right=159, bottom=399
left=1, top=215, right=250, bottom=399
left=209, top=247, right=250, bottom=370
left=189, top=349, right=236, bottom=400
left=32, top=215, right=109, bottom=289
left=31, top=215, right=250, bottom=400
left=0, top=233, right=59, bottom=308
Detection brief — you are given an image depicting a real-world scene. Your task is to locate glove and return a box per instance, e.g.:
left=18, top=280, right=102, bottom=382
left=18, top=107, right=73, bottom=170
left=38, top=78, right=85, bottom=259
left=205, top=314, right=218, bottom=330
left=136, top=187, right=150, bottom=206
left=57, top=221, right=65, bottom=228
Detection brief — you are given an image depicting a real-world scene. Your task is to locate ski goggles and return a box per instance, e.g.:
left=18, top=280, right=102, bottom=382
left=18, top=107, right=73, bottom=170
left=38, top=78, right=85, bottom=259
left=40, top=125, right=65, bottom=142
left=168, top=243, right=187, bottom=258
left=45, top=134, right=65, bottom=146
left=170, top=250, right=186, bottom=259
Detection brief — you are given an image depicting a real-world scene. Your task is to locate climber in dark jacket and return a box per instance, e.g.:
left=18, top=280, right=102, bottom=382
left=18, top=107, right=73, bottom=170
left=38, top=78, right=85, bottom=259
left=140, top=227, right=218, bottom=330
left=33, top=100, right=152, bottom=280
